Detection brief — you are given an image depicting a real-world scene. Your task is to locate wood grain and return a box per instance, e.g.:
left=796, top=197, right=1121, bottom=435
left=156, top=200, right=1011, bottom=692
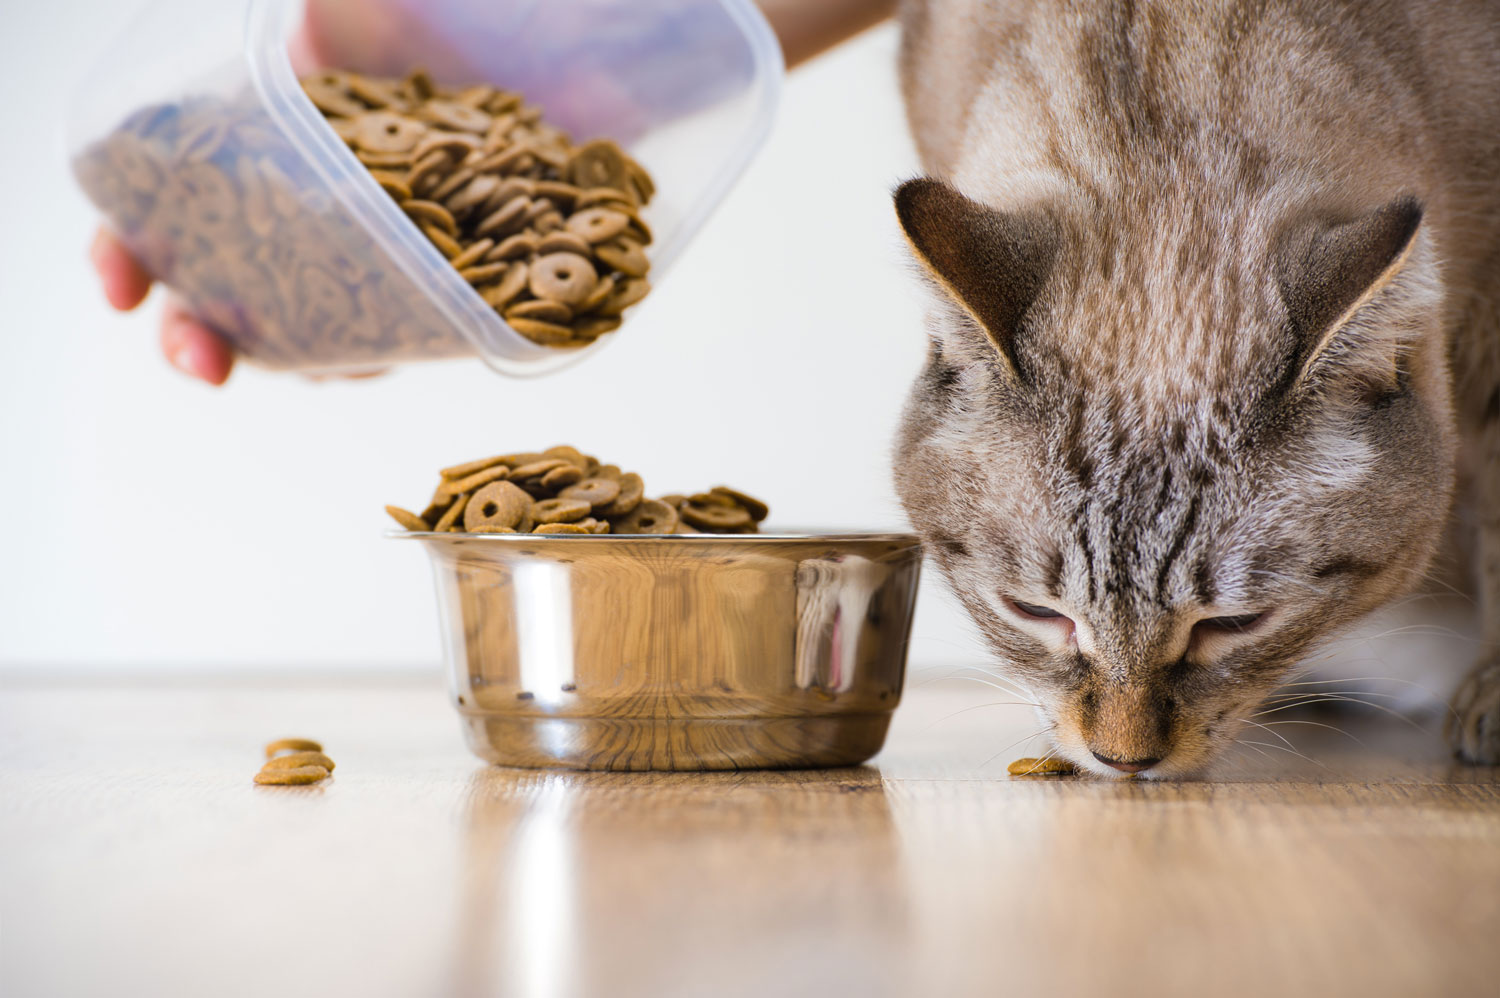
left=1, top=670, right=1496, bottom=998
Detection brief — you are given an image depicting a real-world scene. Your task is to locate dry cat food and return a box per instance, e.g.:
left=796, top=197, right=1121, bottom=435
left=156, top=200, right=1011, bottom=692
left=1007, top=756, right=1076, bottom=776
left=72, top=69, right=653, bottom=370
left=385, top=445, right=770, bottom=535
left=254, top=737, right=335, bottom=786
left=302, top=68, right=655, bottom=348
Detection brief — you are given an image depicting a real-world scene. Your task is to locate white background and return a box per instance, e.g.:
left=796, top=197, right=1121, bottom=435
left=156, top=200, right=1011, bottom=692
left=0, top=4, right=993, bottom=671
left=0, top=2, right=1476, bottom=704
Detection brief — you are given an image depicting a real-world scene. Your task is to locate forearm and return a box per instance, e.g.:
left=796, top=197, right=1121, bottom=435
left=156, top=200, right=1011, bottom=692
left=757, top=0, right=897, bottom=69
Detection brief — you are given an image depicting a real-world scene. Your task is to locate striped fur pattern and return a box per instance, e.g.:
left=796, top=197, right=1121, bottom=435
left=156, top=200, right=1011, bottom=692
left=894, top=0, right=1500, bottom=775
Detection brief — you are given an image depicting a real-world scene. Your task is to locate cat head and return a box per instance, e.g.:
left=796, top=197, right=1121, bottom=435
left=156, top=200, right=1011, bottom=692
left=892, top=177, right=1456, bottom=778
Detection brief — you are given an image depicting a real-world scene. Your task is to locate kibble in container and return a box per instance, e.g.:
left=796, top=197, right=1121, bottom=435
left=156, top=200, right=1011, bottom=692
left=67, top=0, right=781, bottom=375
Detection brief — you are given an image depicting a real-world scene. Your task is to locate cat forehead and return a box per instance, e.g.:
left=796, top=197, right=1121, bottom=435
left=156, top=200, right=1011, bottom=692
left=1029, top=204, right=1290, bottom=388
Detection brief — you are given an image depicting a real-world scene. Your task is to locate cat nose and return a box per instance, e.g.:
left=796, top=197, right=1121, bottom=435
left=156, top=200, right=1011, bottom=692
left=1090, top=751, right=1161, bottom=773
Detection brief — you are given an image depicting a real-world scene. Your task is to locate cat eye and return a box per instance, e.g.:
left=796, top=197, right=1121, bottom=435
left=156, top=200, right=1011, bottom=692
left=1195, top=612, right=1265, bottom=633
left=1011, top=599, right=1066, bottom=620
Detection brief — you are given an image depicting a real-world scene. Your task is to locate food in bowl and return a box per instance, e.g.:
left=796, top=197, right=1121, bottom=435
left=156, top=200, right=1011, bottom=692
left=384, top=444, right=769, bottom=535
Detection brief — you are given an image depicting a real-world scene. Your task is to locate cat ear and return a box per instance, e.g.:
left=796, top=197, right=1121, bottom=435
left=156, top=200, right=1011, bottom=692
left=1276, top=196, right=1424, bottom=392
left=894, top=178, right=1059, bottom=379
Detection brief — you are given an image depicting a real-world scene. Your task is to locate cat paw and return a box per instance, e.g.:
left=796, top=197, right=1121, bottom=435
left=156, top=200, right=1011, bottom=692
left=1446, top=657, right=1500, bottom=765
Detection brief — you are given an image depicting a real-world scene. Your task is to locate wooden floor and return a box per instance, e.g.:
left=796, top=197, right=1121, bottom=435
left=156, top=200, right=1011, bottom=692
left=1, top=669, right=1497, bottom=998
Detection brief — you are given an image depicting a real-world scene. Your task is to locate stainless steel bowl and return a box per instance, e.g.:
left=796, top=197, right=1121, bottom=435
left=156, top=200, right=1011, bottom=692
left=396, top=531, right=924, bottom=771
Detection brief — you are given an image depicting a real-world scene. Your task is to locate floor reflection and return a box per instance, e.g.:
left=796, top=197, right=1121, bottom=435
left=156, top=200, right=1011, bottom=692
left=450, top=766, right=908, bottom=998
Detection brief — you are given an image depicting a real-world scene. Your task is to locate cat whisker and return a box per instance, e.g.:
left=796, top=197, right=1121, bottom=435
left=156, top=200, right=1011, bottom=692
left=1276, top=685, right=1463, bottom=725
left=1231, top=738, right=1276, bottom=763
left=1236, top=717, right=1302, bottom=754
left=1253, top=717, right=1367, bottom=746
left=921, top=673, right=1042, bottom=704
left=1235, top=737, right=1331, bottom=770
left=978, top=725, right=1054, bottom=770
left=1251, top=694, right=1441, bottom=736
left=920, top=699, right=1040, bottom=732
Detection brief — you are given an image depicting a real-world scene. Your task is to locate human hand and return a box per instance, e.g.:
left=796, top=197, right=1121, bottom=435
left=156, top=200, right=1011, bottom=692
left=89, top=228, right=236, bottom=386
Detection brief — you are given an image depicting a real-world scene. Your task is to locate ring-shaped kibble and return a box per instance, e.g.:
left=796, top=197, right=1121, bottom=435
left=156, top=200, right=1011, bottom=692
left=528, top=252, right=597, bottom=307
left=255, top=765, right=330, bottom=786
left=347, top=74, right=403, bottom=109
left=459, top=262, right=513, bottom=286
left=411, top=131, right=481, bottom=163
left=405, top=149, right=453, bottom=191
left=304, top=81, right=366, bottom=118
left=485, top=232, right=537, bottom=263
left=543, top=445, right=589, bottom=469
left=433, top=493, right=470, bottom=532
left=483, top=264, right=529, bottom=309
left=593, top=238, right=649, bottom=279
left=445, top=174, right=500, bottom=216
left=265, top=738, right=323, bottom=758
left=573, top=316, right=622, bottom=341
left=507, top=458, right=570, bottom=481
left=680, top=500, right=752, bottom=532
left=540, top=464, right=584, bottom=490
left=475, top=195, right=530, bottom=238
left=534, top=180, right=582, bottom=206
left=575, top=187, right=634, bottom=209
left=262, top=751, right=337, bottom=772
left=565, top=207, right=630, bottom=244
left=506, top=300, right=573, bottom=324
left=597, top=277, right=650, bottom=317
left=402, top=199, right=458, bottom=236
left=537, top=231, right=593, bottom=256
left=710, top=486, right=770, bottom=522
left=419, top=99, right=493, bottom=134
left=532, top=497, right=593, bottom=524
left=421, top=223, right=463, bottom=259
left=576, top=275, right=616, bottom=314
left=611, top=498, right=679, bottom=535
left=465, top=481, right=533, bottom=531
left=357, top=149, right=414, bottom=170
left=533, top=522, right=592, bottom=534
left=355, top=111, right=428, bottom=153
left=559, top=477, right=621, bottom=511
left=566, top=139, right=632, bottom=192
left=371, top=171, right=413, bottom=202
left=443, top=463, right=511, bottom=497
left=449, top=239, right=495, bottom=271
left=600, top=472, right=644, bottom=517
left=428, top=167, right=478, bottom=205
left=440, top=454, right=507, bottom=480
left=385, top=505, right=430, bottom=531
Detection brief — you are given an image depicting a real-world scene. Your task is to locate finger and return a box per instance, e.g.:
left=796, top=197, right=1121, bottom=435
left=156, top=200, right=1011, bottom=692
left=160, top=305, right=235, bottom=386
left=90, top=229, right=154, bottom=311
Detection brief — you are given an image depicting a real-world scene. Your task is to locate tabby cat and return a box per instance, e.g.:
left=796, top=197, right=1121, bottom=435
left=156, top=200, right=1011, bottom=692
left=891, top=0, right=1500, bottom=776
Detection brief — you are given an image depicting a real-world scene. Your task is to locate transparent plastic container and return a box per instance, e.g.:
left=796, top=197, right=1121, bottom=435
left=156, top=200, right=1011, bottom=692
left=68, top=0, right=781, bottom=375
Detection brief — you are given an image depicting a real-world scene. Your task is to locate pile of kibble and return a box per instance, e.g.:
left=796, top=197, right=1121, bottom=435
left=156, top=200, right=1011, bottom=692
left=386, top=446, right=769, bottom=535
left=254, top=738, right=335, bottom=786
left=303, top=68, right=654, bottom=348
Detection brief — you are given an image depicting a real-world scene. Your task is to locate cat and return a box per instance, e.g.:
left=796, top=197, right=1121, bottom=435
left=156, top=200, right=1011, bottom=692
left=890, top=0, right=1500, bottom=777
